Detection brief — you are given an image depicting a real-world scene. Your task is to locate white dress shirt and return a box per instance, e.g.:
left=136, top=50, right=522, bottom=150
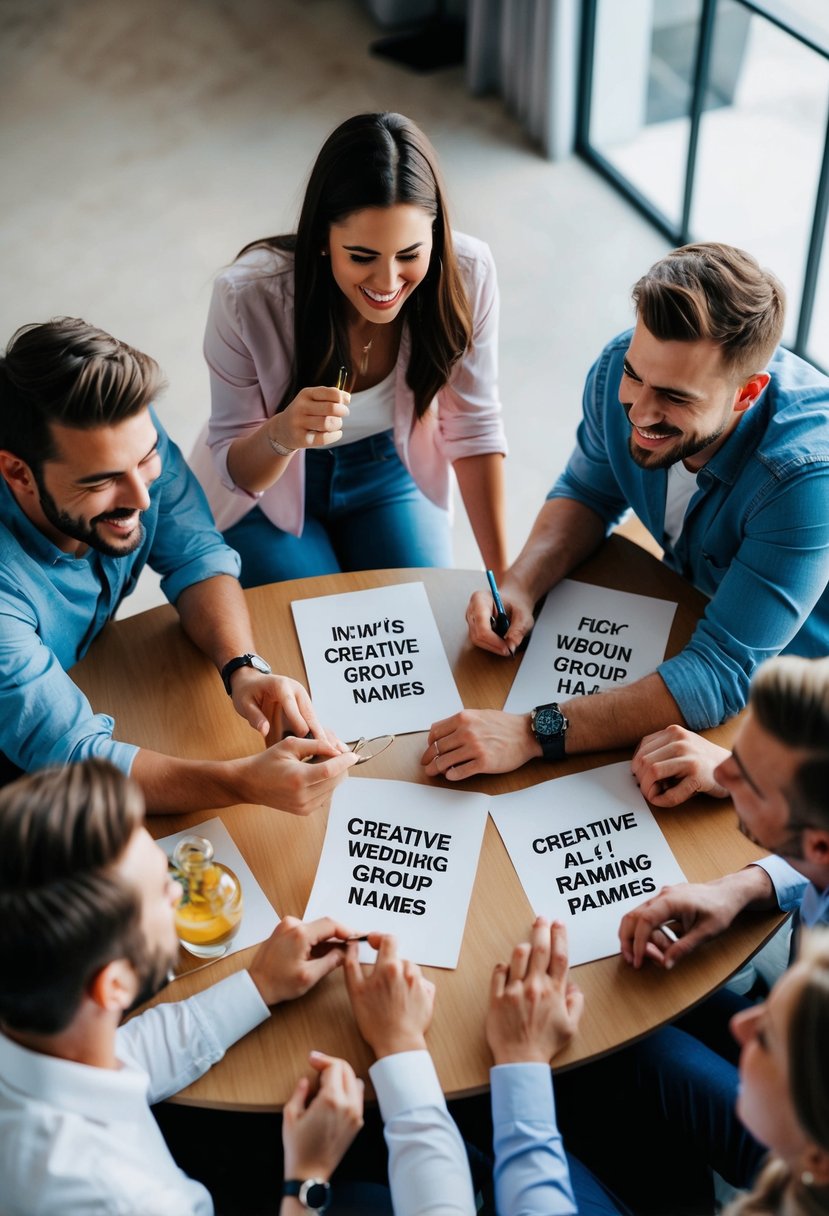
left=0, top=970, right=269, bottom=1216
left=370, top=1050, right=476, bottom=1215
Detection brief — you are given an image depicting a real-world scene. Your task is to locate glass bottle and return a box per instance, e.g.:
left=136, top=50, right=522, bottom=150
left=172, top=835, right=243, bottom=958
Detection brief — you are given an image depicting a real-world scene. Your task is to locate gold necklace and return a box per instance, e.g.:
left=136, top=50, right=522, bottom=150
left=359, top=338, right=373, bottom=376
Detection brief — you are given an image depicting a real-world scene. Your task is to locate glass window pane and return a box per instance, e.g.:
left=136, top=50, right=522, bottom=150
left=775, top=1, right=829, bottom=44
left=689, top=3, right=829, bottom=349
left=588, top=0, right=704, bottom=230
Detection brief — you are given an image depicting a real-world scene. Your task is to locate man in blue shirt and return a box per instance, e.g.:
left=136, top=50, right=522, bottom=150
left=420, top=243, right=829, bottom=777
left=556, top=654, right=829, bottom=1208
left=0, top=318, right=356, bottom=813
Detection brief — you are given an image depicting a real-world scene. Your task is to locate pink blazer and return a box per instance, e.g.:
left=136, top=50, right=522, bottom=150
left=188, top=231, right=507, bottom=536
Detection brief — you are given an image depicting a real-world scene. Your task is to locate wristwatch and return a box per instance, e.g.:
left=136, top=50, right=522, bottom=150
left=221, top=652, right=272, bottom=695
left=530, top=702, right=570, bottom=761
left=282, top=1179, right=332, bottom=1212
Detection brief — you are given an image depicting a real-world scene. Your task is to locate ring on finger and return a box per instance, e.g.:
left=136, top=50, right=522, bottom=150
left=433, top=739, right=440, bottom=758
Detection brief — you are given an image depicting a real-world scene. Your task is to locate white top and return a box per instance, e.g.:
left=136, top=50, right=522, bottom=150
left=0, top=969, right=269, bottom=1216
left=663, top=460, right=699, bottom=549
left=340, top=368, right=396, bottom=445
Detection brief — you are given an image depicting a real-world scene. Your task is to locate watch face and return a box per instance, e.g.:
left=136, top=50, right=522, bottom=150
left=303, top=1181, right=330, bottom=1211
left=535, top=704, right=565, bottom=738
left=249, top=654, right=271, bottom=675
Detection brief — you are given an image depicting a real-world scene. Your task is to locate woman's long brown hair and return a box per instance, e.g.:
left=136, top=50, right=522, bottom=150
left=237, top=112, right=472, bottom=419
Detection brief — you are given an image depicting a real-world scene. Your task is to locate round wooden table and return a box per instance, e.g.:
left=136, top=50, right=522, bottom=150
left=72, top=537, right=781, bottom=1110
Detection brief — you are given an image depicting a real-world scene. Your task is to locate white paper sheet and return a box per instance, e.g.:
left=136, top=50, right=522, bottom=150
left=291, top=582, right=463, bottom=738
left=303, top=778, right=489, bottom=970
left=488, top=763, right=686, bottom=966
left=157, top=817, right=279, bottom=975
left=503, top=580, right=677, bottom=712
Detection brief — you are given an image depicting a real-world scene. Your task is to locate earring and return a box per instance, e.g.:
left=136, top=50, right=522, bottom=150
left=802, top=1170, right=815, bottom=1187
left=320, top=248, right=328, bottom=257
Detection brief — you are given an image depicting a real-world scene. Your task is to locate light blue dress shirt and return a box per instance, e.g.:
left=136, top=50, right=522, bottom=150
left=753, top=855, right=809, bottom=913
left=549, top=333, right=829, bottom=730
left=491, top=1063, right=577, bottom=1215
left=753, top=854, right=829, bottom=926
left=0, top=412, right=240, bottom=774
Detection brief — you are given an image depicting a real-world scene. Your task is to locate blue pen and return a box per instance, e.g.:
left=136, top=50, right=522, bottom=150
left=486, top=569, right=510, bottom=638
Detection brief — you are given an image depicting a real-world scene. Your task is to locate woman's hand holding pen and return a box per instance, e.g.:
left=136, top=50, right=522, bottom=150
left=268, top=386, right=350, bottom=454
left=466, top=578, right=535, bottom=657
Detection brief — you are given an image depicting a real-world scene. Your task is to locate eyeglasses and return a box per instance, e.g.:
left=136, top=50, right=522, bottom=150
left=348, top=734, right=395, bottom=764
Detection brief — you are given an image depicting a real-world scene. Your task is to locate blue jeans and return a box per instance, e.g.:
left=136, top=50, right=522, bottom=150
left=224, top=431, right=453, bottom=587
left=555, top=989, right=766, bottom=1214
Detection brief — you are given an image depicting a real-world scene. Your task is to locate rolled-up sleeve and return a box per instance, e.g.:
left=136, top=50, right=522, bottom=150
left=751, top=855, right=807, bottom=913
left=658, top=460, right=829, bottom=729
left=203, top=265, right=292, bottom=497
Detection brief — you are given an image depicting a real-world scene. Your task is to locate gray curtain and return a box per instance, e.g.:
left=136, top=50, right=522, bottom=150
left=466, top=0, right=579, bottom=160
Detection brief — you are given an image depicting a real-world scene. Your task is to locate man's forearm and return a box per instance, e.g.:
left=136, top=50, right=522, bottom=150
left=507, top=498, right=606, bottom=604
left=131, top=747, right=243, bottom=814
left=562, top=671, right=685, bottom=753
left=175, top=574, right=258, bottom=673
left=737, top=863, right=779, bottom=911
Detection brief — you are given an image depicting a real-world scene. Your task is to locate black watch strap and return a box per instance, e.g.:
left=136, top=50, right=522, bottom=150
left=530, top=702, right=570, bottom=761
left=283, top=1179, right=331, bottom=1212
left=221, top=652, right=271, bottom=695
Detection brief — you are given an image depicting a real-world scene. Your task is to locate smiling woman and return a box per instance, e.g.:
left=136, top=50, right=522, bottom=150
left=725, top=929, right=829, bottom=1215
left=188, top=112, right=509, bottom=586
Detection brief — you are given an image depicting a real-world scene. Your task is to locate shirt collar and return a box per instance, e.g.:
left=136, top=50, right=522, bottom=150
left=0, top=478, right=81, bottom=567
left=0, top=1030, right=149, bottom=1123
left=699, top=385, right=772, bottom=487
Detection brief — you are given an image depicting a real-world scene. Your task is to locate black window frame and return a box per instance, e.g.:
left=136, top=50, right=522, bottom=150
left=577, top=0, right=829, bottom=367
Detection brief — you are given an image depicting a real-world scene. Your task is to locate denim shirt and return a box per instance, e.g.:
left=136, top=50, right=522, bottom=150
left=548, top=331, right=829, bottom=729
left=0, top=412, right=240, bottom=774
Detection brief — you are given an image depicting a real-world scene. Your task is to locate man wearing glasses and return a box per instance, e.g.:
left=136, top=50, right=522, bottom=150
left=557, top=654, right=829, bottom=1207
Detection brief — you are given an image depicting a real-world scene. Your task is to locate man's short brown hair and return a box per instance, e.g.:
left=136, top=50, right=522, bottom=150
left=0, top=760, right=146, bottom=1034
left=750, top=656, right=829, bottom=832
left=0, top=317, right=166, bottom=473
left=632, top=242, right=786, bottom=380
